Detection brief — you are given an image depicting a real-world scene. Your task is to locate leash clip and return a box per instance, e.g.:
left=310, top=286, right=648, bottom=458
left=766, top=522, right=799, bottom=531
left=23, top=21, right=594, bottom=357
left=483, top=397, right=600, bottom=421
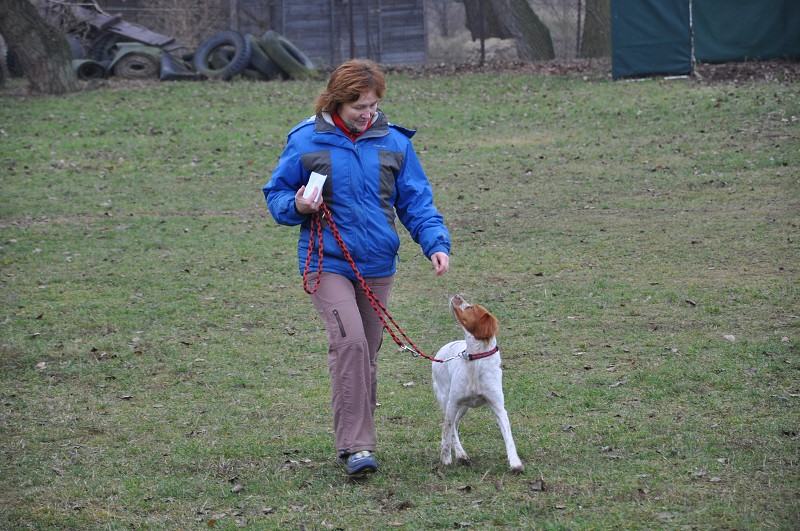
left=399, top=344, right=419, bottom=357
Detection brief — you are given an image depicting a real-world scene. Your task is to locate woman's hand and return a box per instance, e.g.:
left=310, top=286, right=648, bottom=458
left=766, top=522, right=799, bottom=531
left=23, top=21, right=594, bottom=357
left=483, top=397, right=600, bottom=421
left=294, top=186, right=323, bottom=215
left=431, top=252, right=449, bottom=276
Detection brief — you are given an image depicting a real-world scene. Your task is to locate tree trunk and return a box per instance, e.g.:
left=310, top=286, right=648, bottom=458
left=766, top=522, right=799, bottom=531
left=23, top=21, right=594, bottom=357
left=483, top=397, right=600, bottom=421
left=0, top=0, right=78, bottom=94
left=462, top=0, right=555, bottom=61
left=580, top=0, right=611, bottom=58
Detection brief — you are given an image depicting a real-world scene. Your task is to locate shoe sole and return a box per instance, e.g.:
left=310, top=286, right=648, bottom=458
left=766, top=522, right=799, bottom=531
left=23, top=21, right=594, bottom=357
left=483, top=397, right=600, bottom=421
left=348, top=464, right=377, bottom=476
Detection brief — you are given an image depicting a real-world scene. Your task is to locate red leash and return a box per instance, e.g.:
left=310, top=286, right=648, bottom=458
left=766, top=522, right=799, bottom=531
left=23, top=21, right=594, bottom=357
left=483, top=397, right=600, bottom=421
left=303, top=204, right=443, bottom=363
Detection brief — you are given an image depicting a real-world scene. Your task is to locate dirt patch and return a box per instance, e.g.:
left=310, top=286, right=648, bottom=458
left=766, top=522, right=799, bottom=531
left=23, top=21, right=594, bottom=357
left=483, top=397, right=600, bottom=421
left=693, top=60, right=800, bottom=83
left=386, top=58, right=800, bottom=84
left=386, top=58, right=613, bottom=81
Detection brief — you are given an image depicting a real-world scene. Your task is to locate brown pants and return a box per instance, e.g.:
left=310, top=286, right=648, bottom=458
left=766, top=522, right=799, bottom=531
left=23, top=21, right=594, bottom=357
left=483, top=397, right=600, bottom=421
left=308, top=272, right=394, bottom=455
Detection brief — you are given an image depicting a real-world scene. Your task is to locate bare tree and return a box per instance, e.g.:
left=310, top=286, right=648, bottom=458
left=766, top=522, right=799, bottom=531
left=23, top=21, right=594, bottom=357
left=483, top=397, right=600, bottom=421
left=428, top=0, right=465, bottom=38
left=136, top=0, right=227, bottom=50
left=0, top=0, right=78, bottom=94
left=461, top=0, right=555, bottom=61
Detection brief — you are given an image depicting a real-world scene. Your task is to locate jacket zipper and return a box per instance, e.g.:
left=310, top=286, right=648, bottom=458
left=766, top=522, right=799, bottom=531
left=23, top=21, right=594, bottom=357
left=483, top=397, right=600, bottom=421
left=332, top=309, right=347, bottom=337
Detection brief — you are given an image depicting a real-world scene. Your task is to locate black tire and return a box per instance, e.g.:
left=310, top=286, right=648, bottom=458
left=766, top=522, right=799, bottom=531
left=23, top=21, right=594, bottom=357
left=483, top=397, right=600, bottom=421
left=73, top=59, right=106, bottom=80
left=111, top=48, right=161, bottom=80
left=259, top=30, right=317, bottom=80
left=244, top=34, right=283, bottom=80
left=193, top=30, right=252, bottom=80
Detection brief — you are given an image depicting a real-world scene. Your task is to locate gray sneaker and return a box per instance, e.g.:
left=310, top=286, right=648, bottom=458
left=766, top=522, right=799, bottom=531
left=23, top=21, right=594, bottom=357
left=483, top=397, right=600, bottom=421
left=340, top=451, right=377, bottom=476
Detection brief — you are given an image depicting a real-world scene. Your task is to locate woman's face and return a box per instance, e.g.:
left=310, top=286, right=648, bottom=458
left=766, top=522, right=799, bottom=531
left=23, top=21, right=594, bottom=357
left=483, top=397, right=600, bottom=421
left=339, top=90, right=379, bottom=132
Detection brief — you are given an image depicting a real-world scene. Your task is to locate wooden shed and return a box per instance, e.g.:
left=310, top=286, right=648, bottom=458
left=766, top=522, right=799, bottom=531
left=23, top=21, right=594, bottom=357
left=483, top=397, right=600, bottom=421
left=97, top=0, right=427, bottom=67
left=239, top=0, right=427, bottom=66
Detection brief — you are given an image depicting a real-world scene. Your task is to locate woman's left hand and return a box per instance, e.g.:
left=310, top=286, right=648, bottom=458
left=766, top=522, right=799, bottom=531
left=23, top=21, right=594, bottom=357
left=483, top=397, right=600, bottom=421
left=431, top=252, right=449, bottom=276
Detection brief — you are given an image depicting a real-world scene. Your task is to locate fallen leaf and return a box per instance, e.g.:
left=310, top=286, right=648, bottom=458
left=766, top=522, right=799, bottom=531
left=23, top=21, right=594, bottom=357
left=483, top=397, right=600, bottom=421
left=723, top=334, right=736, bottom=342
left=231, top=484, right=243, bottom=493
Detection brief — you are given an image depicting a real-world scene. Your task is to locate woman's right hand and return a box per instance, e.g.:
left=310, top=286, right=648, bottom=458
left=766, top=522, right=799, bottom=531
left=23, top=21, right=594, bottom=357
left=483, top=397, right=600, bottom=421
left=294, top=186, right=323, bottom=215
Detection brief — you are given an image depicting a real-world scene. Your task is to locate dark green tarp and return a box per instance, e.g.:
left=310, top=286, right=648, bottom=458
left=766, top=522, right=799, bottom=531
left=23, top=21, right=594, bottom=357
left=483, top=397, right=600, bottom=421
left=694, top=0, right=800, bottom=63
left=611, top=0, right=691, bottom=79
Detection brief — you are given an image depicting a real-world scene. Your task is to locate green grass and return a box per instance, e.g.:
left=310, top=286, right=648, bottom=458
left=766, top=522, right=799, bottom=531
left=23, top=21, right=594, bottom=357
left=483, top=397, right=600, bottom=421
left=1, top=70, right=798, bottom=529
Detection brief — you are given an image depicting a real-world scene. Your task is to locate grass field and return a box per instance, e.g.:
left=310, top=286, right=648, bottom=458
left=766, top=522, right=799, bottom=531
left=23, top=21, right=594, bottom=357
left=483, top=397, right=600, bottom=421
left=1, top=68, right=798, bottom=529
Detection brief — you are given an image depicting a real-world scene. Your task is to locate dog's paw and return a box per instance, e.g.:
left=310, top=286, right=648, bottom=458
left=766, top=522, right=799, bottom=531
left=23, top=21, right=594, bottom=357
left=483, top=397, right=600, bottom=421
left=439, top=451, right=453, bottom=467
left=457, top=456, right=472, bottom=467
left=510, top=463, right=525, bottom=474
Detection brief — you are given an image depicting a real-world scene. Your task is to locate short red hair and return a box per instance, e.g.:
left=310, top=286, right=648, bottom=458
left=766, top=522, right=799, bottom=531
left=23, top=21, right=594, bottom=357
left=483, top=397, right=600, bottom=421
left=315, top=59, right=386, bottom=115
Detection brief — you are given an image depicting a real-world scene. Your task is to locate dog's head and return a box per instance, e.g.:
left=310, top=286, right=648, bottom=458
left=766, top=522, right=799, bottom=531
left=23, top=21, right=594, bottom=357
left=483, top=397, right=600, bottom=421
left=450, top=295, right=499, bottom=341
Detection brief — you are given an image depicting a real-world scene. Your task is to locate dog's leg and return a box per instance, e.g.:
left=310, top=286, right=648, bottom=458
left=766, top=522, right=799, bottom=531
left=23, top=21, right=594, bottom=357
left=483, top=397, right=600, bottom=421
left=439, top=402, right=457, bottom=466
left=452, top=406, right=470, bottom=466
left=487, top=400, right=524, bottom=473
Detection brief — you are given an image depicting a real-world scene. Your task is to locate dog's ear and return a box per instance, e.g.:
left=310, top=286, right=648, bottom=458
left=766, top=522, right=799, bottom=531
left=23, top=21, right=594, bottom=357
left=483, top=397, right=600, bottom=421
left=472, top=308, right=499, bottom=340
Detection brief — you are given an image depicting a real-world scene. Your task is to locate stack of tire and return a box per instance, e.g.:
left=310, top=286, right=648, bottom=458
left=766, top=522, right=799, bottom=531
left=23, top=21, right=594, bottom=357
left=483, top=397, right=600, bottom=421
left=193, top=30, right=317, bottom=81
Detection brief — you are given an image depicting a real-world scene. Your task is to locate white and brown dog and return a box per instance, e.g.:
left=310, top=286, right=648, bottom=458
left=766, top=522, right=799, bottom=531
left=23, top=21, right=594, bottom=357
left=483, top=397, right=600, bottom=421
left=432, top=295, right=524, bottom=473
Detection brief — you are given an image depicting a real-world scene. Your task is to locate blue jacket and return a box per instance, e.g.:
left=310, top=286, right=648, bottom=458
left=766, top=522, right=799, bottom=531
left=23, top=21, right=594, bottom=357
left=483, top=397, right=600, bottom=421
left=263, top=110, right=451, bottom=280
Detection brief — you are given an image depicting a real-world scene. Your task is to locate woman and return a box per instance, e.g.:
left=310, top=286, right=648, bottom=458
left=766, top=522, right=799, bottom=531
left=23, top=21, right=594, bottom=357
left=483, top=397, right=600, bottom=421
left=263, top=59, right=450, bottom=477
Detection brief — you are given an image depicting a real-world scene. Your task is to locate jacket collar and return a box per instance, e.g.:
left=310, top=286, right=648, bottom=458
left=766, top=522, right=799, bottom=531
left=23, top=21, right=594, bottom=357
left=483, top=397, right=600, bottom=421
left=315, top=110, right=388, bottom=139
